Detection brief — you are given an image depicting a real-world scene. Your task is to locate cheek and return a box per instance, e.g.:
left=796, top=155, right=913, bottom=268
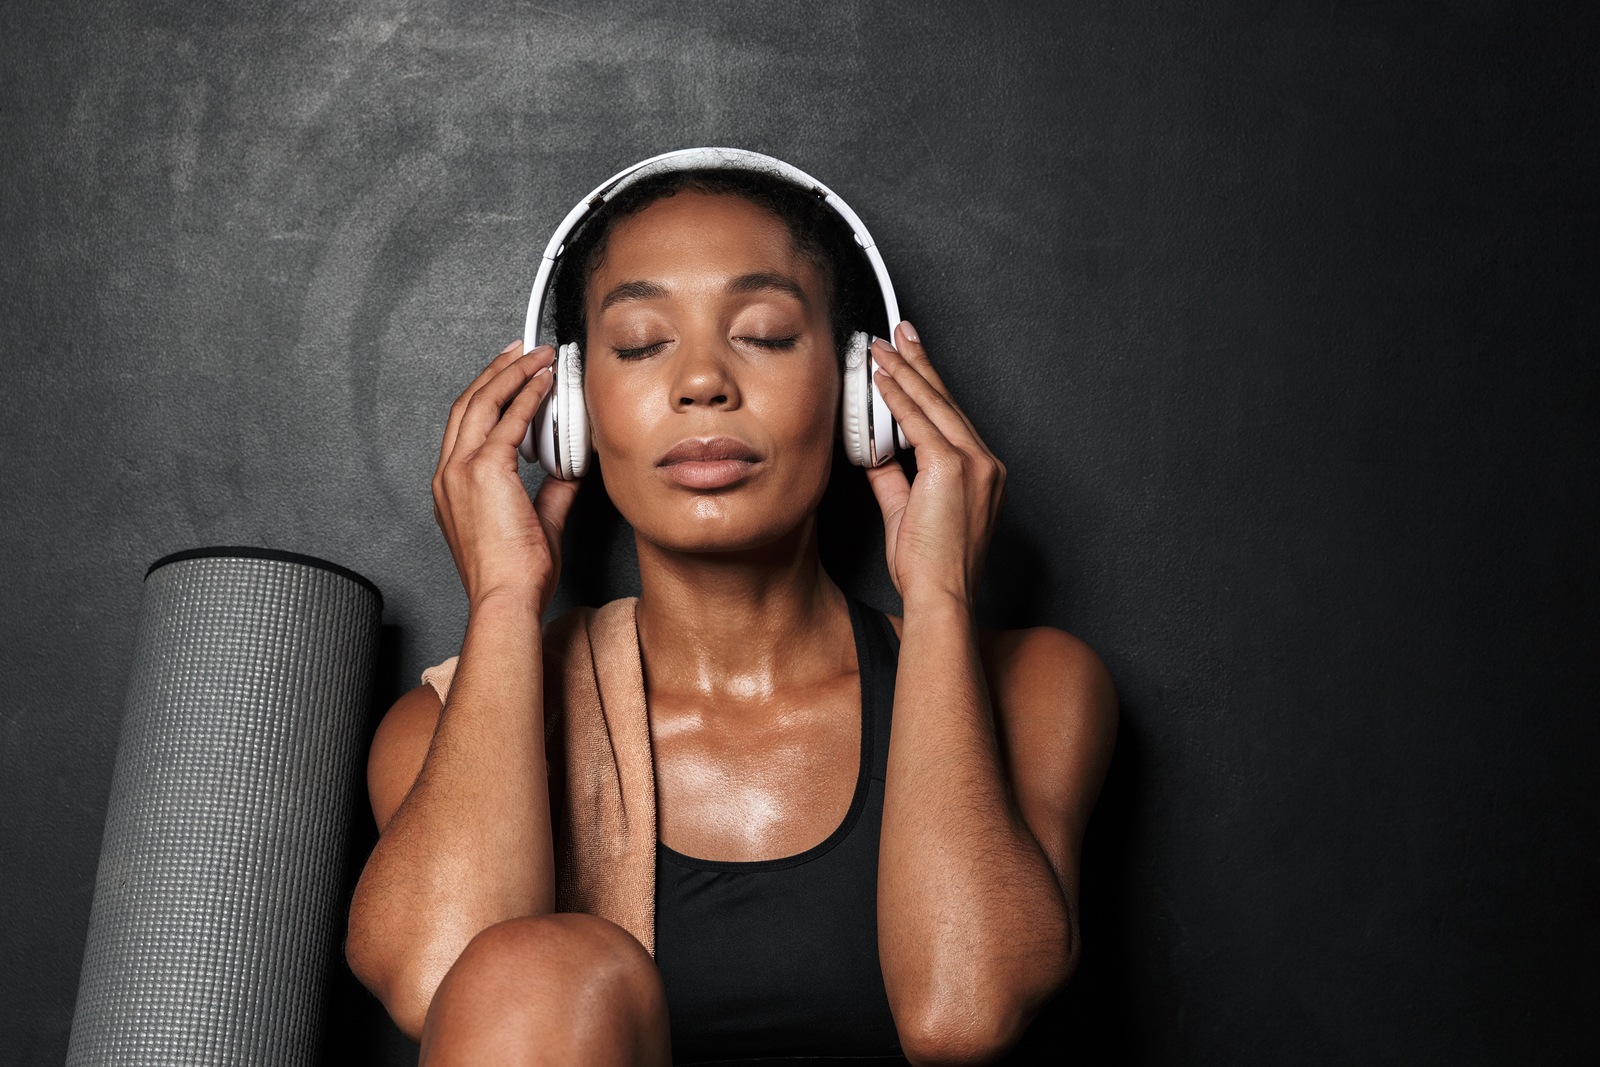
left=587, top=397, right=652, bottom=522
left=580, top=377, right=650, bottom=519
left=774, top=359, right=842, bottom=436
left=811, top=364, right=845, bottom=444
left=583, top=368, right=651, bottom=460
left=759, top=364, right=842, bottom=494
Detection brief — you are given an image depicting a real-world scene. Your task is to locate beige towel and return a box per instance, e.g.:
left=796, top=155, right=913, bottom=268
left=418, top=598, right=658, bottom=954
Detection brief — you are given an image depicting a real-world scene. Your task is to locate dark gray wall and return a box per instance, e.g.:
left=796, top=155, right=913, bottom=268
left=3, top=1, right=1595, bottom=1063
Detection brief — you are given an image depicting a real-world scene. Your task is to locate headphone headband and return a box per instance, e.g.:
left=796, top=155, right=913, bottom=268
left=521, top=147, right=901, bottom=349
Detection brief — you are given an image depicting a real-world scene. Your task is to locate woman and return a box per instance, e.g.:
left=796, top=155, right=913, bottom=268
left=345, top=160, right=1118, bottom=1066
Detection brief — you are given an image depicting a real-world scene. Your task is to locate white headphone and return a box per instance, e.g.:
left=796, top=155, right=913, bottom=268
left=518, top=147, right=909, bottom=479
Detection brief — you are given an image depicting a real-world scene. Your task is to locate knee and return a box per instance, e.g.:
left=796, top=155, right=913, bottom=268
left=436, top=912, right=665, bottom=1024
left=476, top=913, right=655, bottom=990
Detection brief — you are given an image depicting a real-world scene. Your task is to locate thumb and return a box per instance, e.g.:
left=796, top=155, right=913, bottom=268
left=533, top=472, right=582, bottom=542
left=863, top=460, right=911, bottom=528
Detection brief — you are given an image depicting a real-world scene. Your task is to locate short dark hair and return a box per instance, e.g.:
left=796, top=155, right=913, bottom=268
left=550, top=167, right=879, bottom=359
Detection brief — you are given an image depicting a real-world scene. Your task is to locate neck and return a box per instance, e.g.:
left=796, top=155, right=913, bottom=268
left=633, top=517, right=853, bottom=702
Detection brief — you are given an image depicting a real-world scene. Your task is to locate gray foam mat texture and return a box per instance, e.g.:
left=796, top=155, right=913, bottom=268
left=68, top=555, right=381, bottom=1066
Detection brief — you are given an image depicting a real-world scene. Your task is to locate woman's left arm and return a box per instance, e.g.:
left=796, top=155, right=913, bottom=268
left=866, top=323, right=1118, bottom=1065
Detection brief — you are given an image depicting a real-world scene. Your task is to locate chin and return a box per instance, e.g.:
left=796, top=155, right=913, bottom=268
left=622, top=480, right=826, bottom=556
left=665, top=498, right=805, bottom=554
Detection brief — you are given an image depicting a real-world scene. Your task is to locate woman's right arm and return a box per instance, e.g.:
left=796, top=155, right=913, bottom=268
left=343, top=340, right=577, bottom=1040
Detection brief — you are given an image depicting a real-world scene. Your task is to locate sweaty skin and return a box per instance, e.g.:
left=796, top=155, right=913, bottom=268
left=345, top=190, right=1118, bottom=1066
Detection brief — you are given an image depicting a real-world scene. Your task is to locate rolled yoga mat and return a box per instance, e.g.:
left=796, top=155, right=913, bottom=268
left=68, top=547, right=383, bottom=1067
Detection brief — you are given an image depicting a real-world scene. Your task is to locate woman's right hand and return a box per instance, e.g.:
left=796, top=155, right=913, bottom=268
left=432, top=340, right=582, bottom=615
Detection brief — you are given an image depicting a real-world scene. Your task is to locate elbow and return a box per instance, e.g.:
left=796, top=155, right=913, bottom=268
left=894, top=937, right=1080, bottom=1066
left=382, top=974, right=434, bottom=1044
left=345, top=892, right=442, bottom=1043
left=896, top=1000, right=1030, bottom=1067
left=344, top=927, right=435, bottom=1042
left=894, top=977, right=1051, bottom=1067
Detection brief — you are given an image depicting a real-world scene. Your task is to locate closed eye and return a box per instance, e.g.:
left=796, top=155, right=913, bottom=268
left=615, top=336, right=797, bottom=358
left=615, top=341, right=669, bottom=360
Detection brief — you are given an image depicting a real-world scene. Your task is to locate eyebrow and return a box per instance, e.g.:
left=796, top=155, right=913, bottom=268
left=596, top=272, right=812, bottom=314
left=726, top=271, right=810, bottom=307
left=597, top=280, right=668, bottom=313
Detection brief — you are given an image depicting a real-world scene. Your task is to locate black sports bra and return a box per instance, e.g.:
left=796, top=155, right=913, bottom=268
left=653, top=596, right=909, bottom=1065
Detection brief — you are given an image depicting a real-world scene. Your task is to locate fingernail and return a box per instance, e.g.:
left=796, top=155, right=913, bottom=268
left=898, top=320, right=919, bottom=343
left=502, top=340, right=522, bottom=354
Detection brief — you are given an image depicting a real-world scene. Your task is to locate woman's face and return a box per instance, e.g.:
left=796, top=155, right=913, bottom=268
left=582, top=190, right=841, bottom=553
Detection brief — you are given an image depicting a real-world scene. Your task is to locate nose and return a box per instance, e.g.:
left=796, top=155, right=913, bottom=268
left=669, top=338, right=741, bottom=411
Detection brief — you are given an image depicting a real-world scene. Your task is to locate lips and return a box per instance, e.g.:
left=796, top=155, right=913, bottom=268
left=657, top=436, right=762, bottom=489
left=657, top=436, right=761, bottom=465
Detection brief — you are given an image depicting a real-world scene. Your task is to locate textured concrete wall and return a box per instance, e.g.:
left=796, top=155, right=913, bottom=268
left=3, top=2, right=1595, bottom=1063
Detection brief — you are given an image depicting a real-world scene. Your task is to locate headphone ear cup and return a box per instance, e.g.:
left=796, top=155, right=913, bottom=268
left=524, top=342, right=591, bottom=479
left=840, top=331, right=898, bottom=467
left=557, top=341, right=591, bottom=479
left=841, top=332, right=874, bottom=466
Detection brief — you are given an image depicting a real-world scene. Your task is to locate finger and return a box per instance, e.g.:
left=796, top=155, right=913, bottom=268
left=878, top=327, right=983, bottom=445
left=456, top=350, right=555, bottom=451
left=533, top=469, right=582, bottom=541
left=862, top=452, right=912, bottom=526
left=872, top=335, right=968, bottom=420
left=874, top=336, right=996, bottom=461
left=445, top=345, right=556, bottom=465
left=437, top=341, right=549, bottom=472
left=439, top=343, right=515, bottom=476
left=872, top=339, right=982, bottom=451
left=443, top=341, right=552, bottom=452
left=872, top=367, right=956, bottom=455
left=481, top=364, right=557, bottom=450
left=892, top=321, right=957, bottom=399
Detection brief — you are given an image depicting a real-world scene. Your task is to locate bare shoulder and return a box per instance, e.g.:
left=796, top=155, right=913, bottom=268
left=978, top=626, right=1119, bottom=734
left=367, top=682, right=443, bottom=835
left=365, top=606, right=592, bottom=836
left=885, top=614, right=1118, bottom=878
left=883, top=615, right=1118, bottom=737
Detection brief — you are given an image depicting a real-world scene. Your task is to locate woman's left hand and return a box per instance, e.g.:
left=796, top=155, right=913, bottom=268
left=864, top=321, right=1006, bottom=612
